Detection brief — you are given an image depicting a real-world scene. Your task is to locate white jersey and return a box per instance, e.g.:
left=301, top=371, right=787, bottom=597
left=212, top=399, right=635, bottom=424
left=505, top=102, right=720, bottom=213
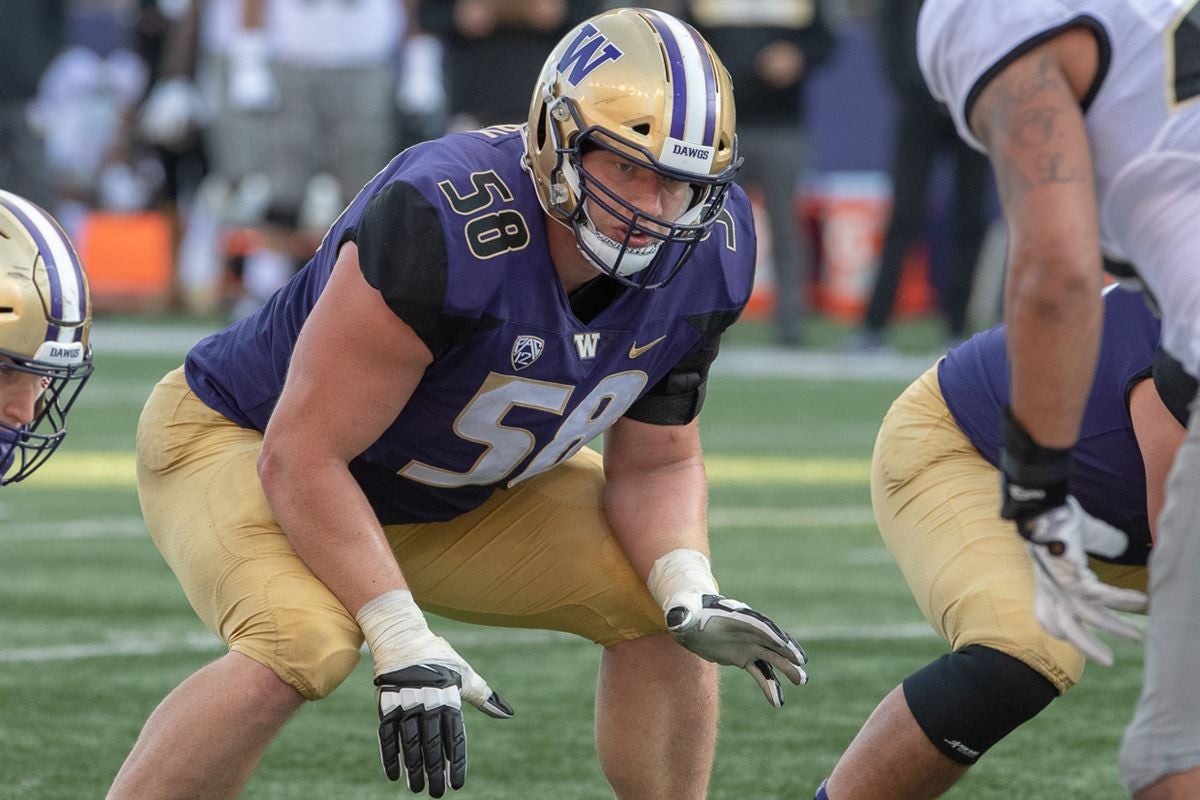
left=201, top=0, right=403, bottom=67
left=919, top=0, right=1200, bottom=376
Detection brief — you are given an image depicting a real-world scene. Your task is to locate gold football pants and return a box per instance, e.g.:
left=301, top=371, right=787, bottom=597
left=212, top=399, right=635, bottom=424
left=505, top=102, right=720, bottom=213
left=871, top=365, right=1146, bottom=693
left=136, top=368, right=665, bottom=700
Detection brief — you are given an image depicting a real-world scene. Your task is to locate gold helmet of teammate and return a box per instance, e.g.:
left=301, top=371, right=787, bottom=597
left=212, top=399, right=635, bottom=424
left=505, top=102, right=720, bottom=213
left=0, top=189, right=93, bottom=485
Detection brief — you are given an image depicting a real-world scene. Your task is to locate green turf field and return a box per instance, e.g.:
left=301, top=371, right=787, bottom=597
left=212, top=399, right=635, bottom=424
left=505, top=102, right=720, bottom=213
left=0, top=321, right=1144, bottom=799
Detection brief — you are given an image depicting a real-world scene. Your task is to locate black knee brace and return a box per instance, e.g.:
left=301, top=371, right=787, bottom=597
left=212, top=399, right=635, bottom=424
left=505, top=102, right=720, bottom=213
left=902, top=644, right=1058, bottom=764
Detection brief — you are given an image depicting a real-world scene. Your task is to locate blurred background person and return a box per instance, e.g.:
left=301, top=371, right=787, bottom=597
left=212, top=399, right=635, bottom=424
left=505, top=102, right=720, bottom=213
left=25, top=0, right=165, bottom=252
left=0, top=0, right=68, bottom=210
left=140, top=0, right=412, bottom=318
left=130, top=0, right=210, bottom=313
left=688, top=0, right=835, bottom=348
left=843, top=0, right=989, bottom=354
left=420, top=0, right=603, bottom=131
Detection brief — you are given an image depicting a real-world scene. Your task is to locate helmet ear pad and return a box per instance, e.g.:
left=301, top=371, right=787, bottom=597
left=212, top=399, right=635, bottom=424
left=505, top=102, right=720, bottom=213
left=522, top=7, right=742, bottom=289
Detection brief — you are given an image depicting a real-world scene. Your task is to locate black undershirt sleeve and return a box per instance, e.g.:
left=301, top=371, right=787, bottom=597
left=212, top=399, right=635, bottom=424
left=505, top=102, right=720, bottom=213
left=344, top=180, right=475, bottom=357
left=1152, top=347, right=1198, bottom=427
left=625, top=309, right=741, bottom=426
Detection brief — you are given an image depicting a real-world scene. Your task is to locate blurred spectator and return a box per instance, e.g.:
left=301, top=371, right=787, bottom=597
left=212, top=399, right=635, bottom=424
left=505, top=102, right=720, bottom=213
left=23, top=0, right=166, bottom=239
left=394, top=26, right=449, bottom=149
left=140, top=0, right=410, bottom=317
left=34, top=42, right=151, bottom=210
left=0, top=0, right=67, bottom=209
left=688, top=0, right=835, bottom=348
left=131, top=0, right=209, bottom=312
left=421, top=0, right=602, bottom=130
left=845, top=0, right=989, bottom=353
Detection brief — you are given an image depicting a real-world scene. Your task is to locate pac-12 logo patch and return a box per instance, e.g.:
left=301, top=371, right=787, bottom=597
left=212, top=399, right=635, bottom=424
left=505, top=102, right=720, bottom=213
left=511, top=335, right=545, bottom=371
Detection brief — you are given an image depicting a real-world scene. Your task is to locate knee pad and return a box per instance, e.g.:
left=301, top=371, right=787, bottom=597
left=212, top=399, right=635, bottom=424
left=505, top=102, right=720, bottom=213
left=902, top=644, right=1058, bottom=764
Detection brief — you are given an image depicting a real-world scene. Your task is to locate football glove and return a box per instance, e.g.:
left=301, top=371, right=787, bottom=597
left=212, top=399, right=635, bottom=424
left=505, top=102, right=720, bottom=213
left=999, top=405, right=1146, bottom=666
left=1023, top=498, right=1147, bottom=666
left=666, top=593, right=808, bottom=707
left=375, top=660, right=513, bottom=797
left=357, top=591, right=513, bottom=797
left=648, top=547, right=806, bottom=708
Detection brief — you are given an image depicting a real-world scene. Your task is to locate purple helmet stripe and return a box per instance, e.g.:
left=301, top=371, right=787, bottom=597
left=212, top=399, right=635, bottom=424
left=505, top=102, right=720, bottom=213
left=46, top=213, right=88, bottom=341
left=684, top=24, right=717, bottom=147
left=644, top=11, right=688, bottom=141
left=0, top=195, right=62, bottom=343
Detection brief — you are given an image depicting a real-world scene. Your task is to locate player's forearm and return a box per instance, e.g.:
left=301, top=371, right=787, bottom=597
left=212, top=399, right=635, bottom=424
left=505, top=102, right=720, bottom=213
left=1005, top=245, right=1102, bottom=448
left=258, top=450, right=407, bottom=616
left=603, top=456, right=710, bottom=582
left=970, top=42, right=1104, bottom=449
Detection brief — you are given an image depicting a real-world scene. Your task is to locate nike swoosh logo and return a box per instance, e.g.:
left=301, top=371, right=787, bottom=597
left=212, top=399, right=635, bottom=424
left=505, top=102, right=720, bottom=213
left=628, top=336, right=667, bottom=359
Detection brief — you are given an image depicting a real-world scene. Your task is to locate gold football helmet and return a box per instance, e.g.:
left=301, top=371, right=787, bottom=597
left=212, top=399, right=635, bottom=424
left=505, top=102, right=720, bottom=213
left=0, top=190, right=93, bottom=485
left=524, top=7, right=740, bottom=289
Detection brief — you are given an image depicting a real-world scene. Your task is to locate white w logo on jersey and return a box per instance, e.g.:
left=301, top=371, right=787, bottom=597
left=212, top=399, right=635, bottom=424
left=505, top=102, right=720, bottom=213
left=572, top=332, right=600, bottom=360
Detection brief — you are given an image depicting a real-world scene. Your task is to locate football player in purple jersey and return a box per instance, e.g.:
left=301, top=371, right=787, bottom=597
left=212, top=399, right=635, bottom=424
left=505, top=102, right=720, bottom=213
left=814, top=287, right=1193, bottom=800
left=107, top=9, right=807, bottom=799
left=0, top=190, right=93, bottom=486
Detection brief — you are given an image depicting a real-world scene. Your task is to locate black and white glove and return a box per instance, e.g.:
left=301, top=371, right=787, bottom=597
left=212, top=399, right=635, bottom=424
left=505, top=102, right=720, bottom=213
left=375, top=662, right=513, bottom=797
left=667, top=594, right=808, bottom=707
left=1000, top=406, right=1147, bottom=666
left=357, top=591, right=513, bottom=797
left=648, top=549, right=807, bottom=707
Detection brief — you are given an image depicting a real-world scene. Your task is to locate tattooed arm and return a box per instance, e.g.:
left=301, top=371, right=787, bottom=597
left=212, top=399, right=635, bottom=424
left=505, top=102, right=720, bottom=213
left=969, top=29, right=1101, bottom=448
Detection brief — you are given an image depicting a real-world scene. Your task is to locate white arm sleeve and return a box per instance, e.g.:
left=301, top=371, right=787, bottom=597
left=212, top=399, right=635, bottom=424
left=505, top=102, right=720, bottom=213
left=917, top=0, right=1093, bottom=152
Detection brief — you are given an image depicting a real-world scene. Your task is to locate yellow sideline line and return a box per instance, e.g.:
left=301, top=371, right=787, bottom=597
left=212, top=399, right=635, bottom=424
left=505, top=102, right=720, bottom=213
left=28, top=452, right=871, bottom=489
left=32, top=453, right=138, bottom=488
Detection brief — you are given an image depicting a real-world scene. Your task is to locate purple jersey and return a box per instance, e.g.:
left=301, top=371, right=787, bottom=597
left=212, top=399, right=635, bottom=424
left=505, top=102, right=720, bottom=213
left=186, top=126, right=755, bottom=523
left=938, top=287, right=1160, bottom=565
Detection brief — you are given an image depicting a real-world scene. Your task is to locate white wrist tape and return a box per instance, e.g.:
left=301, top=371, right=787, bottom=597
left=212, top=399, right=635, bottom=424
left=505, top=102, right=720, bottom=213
left=355, top=589, right=440, bottom=676
left=647, top=548, right=720, bottom=616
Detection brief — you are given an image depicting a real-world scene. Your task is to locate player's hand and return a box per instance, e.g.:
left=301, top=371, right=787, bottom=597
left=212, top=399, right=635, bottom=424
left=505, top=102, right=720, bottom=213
left=666, top=593, right=807, bottom=707
left=998, top=405, right=1146, bottom=666
left=357, top=590, right=512, bottom=796
left=1023, top=497, right=1147, bottom=666
left=375, top=651, right=513, bottom=798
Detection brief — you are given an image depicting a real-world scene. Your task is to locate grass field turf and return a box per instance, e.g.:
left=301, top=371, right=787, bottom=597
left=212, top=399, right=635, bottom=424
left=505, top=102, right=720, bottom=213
left=0, top=325, right=1144, bottom=799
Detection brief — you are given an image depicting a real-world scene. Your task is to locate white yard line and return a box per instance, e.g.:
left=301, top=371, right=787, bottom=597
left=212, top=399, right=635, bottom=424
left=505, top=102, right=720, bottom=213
left=713, top=348, right=935, bottom=382
left=92, top=323, right=933, bottom=383
left=0, top=517, right=148, bottom=541
left=0, top=622, right=942, bottom=664
left=0, top=632, right=223, bottom=662
left=1, top=507, right=875, bottom=543
left=91, top=325, right=213, bottom=356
